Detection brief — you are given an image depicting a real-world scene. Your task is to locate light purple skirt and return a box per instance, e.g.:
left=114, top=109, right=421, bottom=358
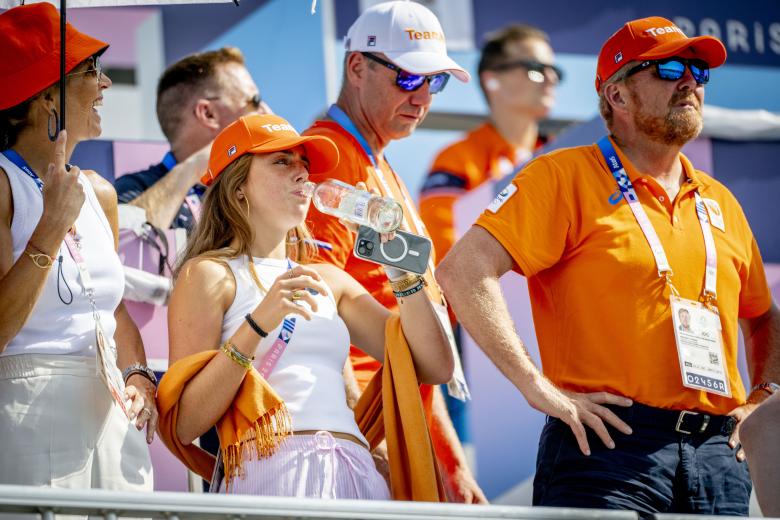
left=219, top=431, right=391, bottom=500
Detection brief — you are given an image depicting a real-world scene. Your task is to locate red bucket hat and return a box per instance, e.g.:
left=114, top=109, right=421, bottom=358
left=595, top=16, right=727, bottom=92
left=0, top=3, right=109, bottom=110
left=202, top=114, right=340, bottom=187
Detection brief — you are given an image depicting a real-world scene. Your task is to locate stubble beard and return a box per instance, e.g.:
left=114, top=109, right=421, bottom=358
left=630, top=89, right=703, bottom=147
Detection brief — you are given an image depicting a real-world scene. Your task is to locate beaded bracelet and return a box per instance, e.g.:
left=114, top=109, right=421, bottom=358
left=393, top=281, right=426, bottom=299
left=220, top=341, right=254, bottom=370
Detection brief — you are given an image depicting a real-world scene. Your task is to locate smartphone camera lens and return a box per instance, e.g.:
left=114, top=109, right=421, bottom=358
left=366, top=242, right=374, bottom=250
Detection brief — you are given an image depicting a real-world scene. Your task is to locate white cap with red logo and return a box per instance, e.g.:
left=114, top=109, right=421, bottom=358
left=345, top=0, right=470, bottom=83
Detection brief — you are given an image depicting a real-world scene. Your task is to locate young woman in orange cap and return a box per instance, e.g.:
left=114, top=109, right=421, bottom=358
left=0, top=3, right=154, bottom=490
left=161, top=113, right=453, bottom=499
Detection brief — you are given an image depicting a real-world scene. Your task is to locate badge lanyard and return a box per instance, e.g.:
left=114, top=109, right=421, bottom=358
left=596, top=137, right=717, bottom=303
left=2, top=149, right=131, bottom=414
left=597, top=136, right=729, bottom=397
left=326, top=106, right=471, bottom=401
left=253, top=259, right=297, bottom=379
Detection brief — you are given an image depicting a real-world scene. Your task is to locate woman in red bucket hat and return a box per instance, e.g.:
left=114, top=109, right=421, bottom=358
left=0, top=3, right=154, bottom=491
left=157, top=114, right=453, bottom=499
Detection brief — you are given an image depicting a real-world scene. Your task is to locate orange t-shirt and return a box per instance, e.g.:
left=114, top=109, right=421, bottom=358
left=476, top=140, right=771, bottom=415
left=304, top=120, right=443, bottom=389
left=419, top=122, right=536, bottom=265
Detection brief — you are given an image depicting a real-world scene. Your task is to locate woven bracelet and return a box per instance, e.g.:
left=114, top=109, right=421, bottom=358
left=393, top=281, right=425, bottom=299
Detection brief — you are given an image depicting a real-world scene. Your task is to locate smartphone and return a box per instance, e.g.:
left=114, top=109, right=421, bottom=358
left=354, top=225, right=431, bottom=275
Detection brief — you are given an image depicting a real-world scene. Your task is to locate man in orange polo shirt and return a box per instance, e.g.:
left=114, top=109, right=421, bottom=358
left=437, top=16, right=780, bottom=514
left=419, top=24, right=560, bottom=263
left=304, top=1, right=486, bottom=504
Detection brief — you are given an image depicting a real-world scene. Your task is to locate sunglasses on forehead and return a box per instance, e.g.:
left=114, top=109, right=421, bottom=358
left=625, top=57, right=710, bottom=85
left=361, top=52, right=450, bottom=94
left=490, top=59, right=564, bottom=84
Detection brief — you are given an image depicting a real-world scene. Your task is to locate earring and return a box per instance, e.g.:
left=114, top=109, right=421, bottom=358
left=47, top=108, right=60, bottom=142
left=285, top=229, right=300, bottom=245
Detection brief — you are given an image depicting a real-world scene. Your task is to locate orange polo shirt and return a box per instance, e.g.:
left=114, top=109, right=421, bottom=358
left=419, top=123, right=537, bottom=265
left=304, top=120, right=443, bottom=389
left=476, top=139, right=771, bottom=415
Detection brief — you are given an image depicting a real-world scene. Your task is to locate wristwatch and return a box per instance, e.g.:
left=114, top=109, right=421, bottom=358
left=122, top=363, right=158, bottom=387
left=750, top=382, right=780, bottom=397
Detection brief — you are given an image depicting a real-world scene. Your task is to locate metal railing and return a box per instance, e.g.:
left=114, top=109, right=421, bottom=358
left=0, top=485, right=638, bottom=520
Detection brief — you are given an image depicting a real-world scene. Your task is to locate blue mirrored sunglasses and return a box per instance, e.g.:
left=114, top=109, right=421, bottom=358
left=625, top=57, right=710, bottom=85
left=361, top=52, right=450, bottom=94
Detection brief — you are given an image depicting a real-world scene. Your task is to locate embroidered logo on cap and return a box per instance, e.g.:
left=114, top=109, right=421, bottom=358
left=228, top=145, right=237, bottom=157
left=614, top=51, right=623, bottom=64
left=261, top=123, right=297, bottom=134
left=367, top=35, right=376, bottom=46
left=644, top=25, right=685, bottom=37
left=404, top=28, right=444, bottom=41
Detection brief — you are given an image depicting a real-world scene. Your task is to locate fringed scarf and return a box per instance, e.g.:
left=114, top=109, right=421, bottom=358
left=157, top=315, right=445, bottom=501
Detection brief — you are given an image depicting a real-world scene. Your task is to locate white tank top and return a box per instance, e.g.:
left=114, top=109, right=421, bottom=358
left=222, top=256, right=367, bottom=446
left=1, top=152, right=124, bottom=357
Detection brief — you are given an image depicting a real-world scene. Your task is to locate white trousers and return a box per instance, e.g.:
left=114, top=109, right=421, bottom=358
left=220, top=431, right=391, bottom=500
left=0, top=354, right=153, bottom=491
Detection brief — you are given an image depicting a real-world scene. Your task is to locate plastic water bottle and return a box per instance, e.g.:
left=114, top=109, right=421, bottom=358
left=312, top=180, right=403, bottom=233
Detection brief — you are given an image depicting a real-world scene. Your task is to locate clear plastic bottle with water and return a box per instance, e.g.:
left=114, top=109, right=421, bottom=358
left=312, top=179, right=403, bottom=233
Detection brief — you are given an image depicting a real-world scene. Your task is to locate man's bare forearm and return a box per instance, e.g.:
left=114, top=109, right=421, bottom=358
left=744, top=303, right=780, bottom=387
left=437, top=234, right=542, bottom=395
left=127, top=164, right=196, bottom=229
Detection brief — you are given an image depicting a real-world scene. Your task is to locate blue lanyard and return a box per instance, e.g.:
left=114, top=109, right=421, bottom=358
left=2, top=149, right=44, bottom=193
left=596, top=136, right=718, bottom=299
left=597, top=137, right=640, bottom=202
left=326, top=105, right=378, bottom=168
left=161, top=151, right=177, bottom=172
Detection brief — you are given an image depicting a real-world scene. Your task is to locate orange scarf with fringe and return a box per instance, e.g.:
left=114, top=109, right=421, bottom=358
left=156, top=315, right=445, bottom=501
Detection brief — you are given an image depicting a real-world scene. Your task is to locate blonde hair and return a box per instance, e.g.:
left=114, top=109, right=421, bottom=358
left=176, top=153, right=317, bottom=282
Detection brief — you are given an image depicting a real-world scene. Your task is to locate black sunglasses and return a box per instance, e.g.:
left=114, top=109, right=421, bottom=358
left=490, top=59, right=563, bottom=84
left=625, top=57, right=710, bottom=85
left=361, top=52, right=450, bottom=94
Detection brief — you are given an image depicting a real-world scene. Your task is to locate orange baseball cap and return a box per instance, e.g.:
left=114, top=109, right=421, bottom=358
left=202, top=114, right=340, bottom=186
left=0, top=3, right=109, bottom=110
left=595, top=16, right=727, bottom=92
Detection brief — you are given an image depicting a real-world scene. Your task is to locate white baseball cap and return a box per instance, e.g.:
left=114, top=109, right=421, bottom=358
left=345, top=1, right=470, bottom=83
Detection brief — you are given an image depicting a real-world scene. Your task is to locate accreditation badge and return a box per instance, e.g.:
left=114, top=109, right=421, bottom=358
left=670, top=295, right=731, bottom=397
left=95, top=320, right=131, bottom=418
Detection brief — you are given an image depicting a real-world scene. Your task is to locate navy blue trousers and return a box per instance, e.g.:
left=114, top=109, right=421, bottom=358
left=533, top=403, right=751, bottom=516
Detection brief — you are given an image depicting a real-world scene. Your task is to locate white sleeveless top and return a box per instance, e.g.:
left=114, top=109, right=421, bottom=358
left=222, top=256, right=367, bottom=446
left=1, top=152, right=124, bottom=357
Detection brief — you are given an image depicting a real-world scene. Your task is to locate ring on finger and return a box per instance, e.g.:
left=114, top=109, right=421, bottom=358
left=291, top=290, right=304, bottom=301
